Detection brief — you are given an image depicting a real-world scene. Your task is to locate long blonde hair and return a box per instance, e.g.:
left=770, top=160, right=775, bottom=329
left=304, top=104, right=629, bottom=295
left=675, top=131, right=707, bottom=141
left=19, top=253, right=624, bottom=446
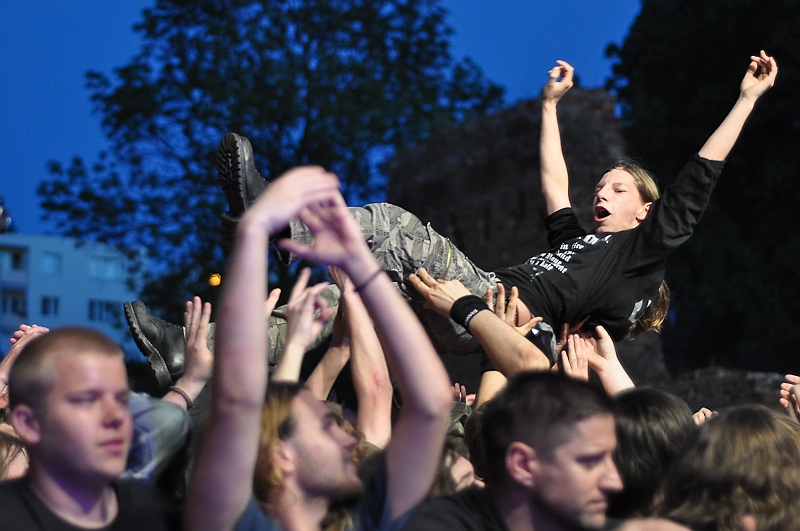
left=604, top=158, right=670, bottom=337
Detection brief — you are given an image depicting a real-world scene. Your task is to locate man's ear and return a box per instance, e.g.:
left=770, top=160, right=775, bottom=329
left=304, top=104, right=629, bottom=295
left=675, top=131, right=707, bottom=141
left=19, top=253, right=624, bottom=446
left=274, top=440, right=297, bottom=477
left=636, top=202, right=653, bottom=222
left=505, top=441, right=538, bottom=488
left=11, top=405, right=41, bottom=446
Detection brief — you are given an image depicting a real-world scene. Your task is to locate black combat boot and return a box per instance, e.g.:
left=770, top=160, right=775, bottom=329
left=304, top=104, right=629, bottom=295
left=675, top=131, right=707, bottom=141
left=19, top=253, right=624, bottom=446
left=124, top=301, right=186, bottom=390
left=216, top=132, right=267, bottom=254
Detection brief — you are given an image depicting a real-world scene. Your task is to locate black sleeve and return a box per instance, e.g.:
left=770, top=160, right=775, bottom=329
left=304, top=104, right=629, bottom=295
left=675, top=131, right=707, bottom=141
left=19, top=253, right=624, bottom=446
left=639, top=154, right=724, bottom=252
left=544, top=207, right=587, bottom=248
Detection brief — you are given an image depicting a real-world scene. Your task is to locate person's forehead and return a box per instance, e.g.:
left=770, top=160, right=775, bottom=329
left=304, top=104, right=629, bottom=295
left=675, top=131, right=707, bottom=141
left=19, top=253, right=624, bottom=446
left=50, top=351, right=128, bottom=391
left=597, top=169, right=635, bottom=187
left=292, top=389, right=328, bottom=422
left=555, top=413, right=617, bottom=454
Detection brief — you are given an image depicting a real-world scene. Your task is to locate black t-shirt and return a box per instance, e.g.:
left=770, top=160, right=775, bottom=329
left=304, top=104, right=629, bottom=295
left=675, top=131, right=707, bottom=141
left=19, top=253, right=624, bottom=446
left=495, top=155, right=724, bottom=354
left=402, top=486, right=626, bottom=531
left=0, top=477, right=172, bottom=531
left=401, top=487, right=508, bottom=531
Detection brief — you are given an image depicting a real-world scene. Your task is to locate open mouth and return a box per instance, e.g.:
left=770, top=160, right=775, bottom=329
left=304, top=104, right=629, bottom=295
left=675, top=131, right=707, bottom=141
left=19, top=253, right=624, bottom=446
left=594, top=206, right=610, bottom=221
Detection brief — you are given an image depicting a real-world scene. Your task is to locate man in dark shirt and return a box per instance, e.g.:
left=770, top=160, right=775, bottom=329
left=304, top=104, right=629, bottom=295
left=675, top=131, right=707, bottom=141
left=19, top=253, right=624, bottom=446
left=0, top=326, right=171, bottom=530
left=402, top=372, right=622, bottom=531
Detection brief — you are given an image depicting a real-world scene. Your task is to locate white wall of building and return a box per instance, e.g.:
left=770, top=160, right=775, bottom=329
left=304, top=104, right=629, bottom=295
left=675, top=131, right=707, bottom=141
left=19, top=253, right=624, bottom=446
left=0, top=234, right=143, bottom=360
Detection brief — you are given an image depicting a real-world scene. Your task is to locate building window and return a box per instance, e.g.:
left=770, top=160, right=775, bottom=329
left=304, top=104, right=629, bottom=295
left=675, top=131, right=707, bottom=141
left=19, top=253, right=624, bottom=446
left=1, top=290, right=27, bottom=317
left=41, top=296, right=60, bottom=316
left=89, top=256, right=124, bottom=280
left=41, top=252, right=62, bottom=275
left=0, top=248, right=26, bottom=271
left=88, top=299, right=121, bottom=323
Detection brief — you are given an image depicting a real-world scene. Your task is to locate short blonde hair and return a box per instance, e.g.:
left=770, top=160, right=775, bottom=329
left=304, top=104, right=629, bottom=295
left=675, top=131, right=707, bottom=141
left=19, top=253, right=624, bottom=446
left=8, top=327, right=123, bottom=416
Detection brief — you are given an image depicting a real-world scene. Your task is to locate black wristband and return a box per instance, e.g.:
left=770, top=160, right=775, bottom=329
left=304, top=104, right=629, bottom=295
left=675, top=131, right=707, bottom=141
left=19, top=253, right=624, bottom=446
left=450, top=295, right=490, bottom=333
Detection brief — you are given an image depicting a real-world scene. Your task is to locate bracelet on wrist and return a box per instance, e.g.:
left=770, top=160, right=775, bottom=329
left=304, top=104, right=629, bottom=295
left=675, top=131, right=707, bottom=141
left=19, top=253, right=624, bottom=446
left=450, top=295, right=490, bottom=333
left=168, top=386, right=194, bottom=410
left=354, top=269, right=383, bottom=292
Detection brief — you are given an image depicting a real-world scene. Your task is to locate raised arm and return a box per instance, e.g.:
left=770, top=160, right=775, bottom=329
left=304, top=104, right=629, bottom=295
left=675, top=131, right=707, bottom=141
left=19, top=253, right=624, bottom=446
left=328, top=266, right=393, bottom=449
left=279, top=194, right=452, bottom=521
left=271, top=268, right=335, bottom=383
left=185, top=167, right=339, bottom=531
left=540, top=60, right=574, bottom=215
left=408, top=270, right=551, bottom=375
left=0, top=324, right=50, bottom=409
left=162, top=297, right=214, bottom=410
left=698, top=50, right=777, bottom=161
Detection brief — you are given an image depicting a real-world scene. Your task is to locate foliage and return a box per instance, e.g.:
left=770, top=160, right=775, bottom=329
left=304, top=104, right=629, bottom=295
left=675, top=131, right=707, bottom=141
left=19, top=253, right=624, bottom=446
left=38, top=0, right=504, bottom=320
left=607, top=0, right=800, bottom=372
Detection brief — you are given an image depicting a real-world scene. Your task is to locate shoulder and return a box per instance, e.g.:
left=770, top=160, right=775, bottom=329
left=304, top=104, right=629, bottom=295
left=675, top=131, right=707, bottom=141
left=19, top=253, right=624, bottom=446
left=544, top=207, right=586, bottom=248
left=402, top=488, right=507, bottom=531
left=0, top=478, right=55, bottom=529
left=0, top=477, right=30, bottom=509
left=113, top=478, right=174, bottom=530
left=234, top=496, right=283, bottom=531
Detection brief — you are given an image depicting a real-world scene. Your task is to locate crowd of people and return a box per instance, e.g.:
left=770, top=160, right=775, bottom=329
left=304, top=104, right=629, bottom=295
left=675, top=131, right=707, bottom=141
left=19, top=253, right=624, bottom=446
left=0, top=51, right=794, bottom=530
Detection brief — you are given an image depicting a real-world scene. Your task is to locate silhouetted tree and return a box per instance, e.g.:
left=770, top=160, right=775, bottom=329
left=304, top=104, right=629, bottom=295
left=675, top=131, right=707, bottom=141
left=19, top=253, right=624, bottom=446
left=39, top=0, right=504, bottom=319
left=607, top=0, right=800, bottom=372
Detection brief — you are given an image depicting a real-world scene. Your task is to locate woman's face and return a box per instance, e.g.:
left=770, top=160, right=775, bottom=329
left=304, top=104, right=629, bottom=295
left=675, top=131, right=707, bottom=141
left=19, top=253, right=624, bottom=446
left=593, top=170, right=651, bottom=233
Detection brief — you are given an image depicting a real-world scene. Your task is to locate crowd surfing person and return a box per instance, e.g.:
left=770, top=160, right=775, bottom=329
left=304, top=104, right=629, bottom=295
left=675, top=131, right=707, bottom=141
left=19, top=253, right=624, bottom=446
left=125, top=51, right=777, bottom=387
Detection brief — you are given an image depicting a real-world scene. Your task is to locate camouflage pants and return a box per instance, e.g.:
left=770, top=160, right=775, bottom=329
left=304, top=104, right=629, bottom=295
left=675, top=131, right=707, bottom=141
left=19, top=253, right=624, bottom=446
left=281, top=203, right=499, bottom=357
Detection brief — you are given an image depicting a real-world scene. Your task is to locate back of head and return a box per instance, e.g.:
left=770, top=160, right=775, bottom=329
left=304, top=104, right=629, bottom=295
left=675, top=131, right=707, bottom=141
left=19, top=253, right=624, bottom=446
left=464, top=403, right=487, bottom=481
left=253, top=381, right=305, bottom=505
left=658, top=404, right=800, bottom=530
left=8, top=326, right=123, bottom=415
left=481, top=371, right=613, bottom=486
left=608, top=387, right=695, bottom=518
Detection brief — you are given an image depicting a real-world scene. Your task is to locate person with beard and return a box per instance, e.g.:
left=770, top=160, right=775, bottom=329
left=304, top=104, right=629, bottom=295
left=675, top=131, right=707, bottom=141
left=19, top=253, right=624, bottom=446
left=184, top=166, right=452, bottom=531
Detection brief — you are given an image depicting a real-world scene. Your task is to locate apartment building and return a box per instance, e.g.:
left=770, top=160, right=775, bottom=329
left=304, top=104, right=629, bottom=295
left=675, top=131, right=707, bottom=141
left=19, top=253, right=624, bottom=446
left=0, top=233, right=142, bottom=359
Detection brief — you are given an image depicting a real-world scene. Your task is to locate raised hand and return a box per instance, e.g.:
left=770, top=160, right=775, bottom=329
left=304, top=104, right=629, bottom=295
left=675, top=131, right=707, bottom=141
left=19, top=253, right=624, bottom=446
left=285, top=268, right=335, bottom=352
left=451, top=382, right=475, bottom=407
left=542, top=60, right=574, bottom=104
left=741, top=50, right=777, bottom=100
left=182, top=296, right=214, bottom=385
left=692, top=407, right=716, bottom=426
left=561, top=332, right=590, bottom=382
left=779, top=374, right=800, bottom=420
left=243, top=166, right=340, bottom=235
left=1, top=324, right=50, bottom=409
left=277, top=191, right=375, bottom=283
left=485, top=283, right=542, bottom=337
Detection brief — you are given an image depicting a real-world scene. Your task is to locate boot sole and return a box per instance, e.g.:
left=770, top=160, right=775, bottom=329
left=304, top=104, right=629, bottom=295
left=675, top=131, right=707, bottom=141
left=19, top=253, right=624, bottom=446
left=216, top=132, right=248, bottom=218
left=124, top=302, right=173, bottom=390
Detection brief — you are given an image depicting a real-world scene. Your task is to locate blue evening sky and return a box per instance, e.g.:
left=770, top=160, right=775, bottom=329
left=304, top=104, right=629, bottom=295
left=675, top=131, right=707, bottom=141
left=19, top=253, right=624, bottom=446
left=0, top=1, right=640, bottom=235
